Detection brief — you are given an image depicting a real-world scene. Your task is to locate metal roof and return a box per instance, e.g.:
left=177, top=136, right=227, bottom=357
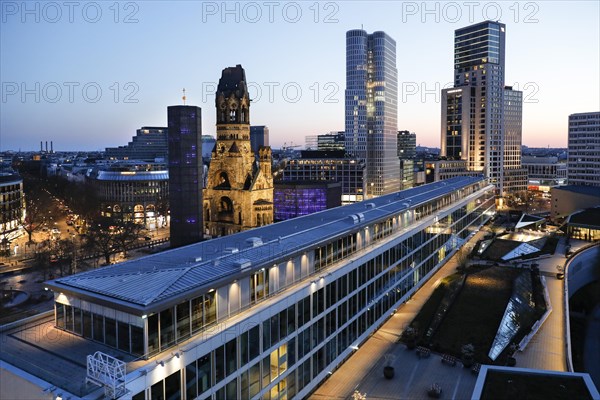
left=47, top=176, right=486, bottom=311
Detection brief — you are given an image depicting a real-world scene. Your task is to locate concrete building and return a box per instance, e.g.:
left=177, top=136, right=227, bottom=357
left=398, top=131, right=416, bottom=190
left=250, top=126, right=269, bottom=156
left=201, top=135, right=216, bottom=161
left=550, top=185, right=600, bottom=220
left=522, top=155, right=567, bottom=191
left=568, top=112, right=600, bottom=187
left=441, top=21, right=527, bottom=195
left=86, top=164, right=169, bottom=228
left=167, top=105, right=203, bottom=248
left=0, top=176, right=494, bottom=400
left=282, top=150, right=366, bottom=204
left=105, top=127, right=168, bottom=162
left=203, top=65, right=274, bottom=237
left=345, top=29, right=399, bottom=197
left=274, top=181, right=342, bottom=221
left=0, top=171, right=24, bottom=255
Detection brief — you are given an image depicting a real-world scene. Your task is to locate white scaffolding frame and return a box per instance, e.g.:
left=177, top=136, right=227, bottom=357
left=86, top=351, right=127, bottom=399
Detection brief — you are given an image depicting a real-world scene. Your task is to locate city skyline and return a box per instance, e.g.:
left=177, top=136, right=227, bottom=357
left=1, top=1, right=599, bottom=151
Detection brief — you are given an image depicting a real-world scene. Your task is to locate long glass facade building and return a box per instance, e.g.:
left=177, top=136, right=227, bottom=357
left=6, top=176, right=494, bottom=399
left=345, top=29, right=399, bottom=197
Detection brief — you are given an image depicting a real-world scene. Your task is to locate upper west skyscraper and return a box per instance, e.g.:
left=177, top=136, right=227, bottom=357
left=345, top=29, right=399, bottom=197
left=568, top=112, right=600, bottom=187
left=441, top=21, right=527, bottom=196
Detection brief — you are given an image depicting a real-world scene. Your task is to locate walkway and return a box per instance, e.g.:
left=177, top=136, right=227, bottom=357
left=310, top=230, right=488, bottom=399
left=311, top=234, right=586, bottom=399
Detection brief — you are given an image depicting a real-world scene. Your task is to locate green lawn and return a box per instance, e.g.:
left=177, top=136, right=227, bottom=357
left=430, top=266, right=520, bottom=362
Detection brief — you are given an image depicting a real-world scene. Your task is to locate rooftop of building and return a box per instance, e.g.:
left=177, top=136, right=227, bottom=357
left=47, top=176, right=486, bottom=314
left=569, top=207, right=600, bottom=228
left=552, top=185, right=600, bottom=198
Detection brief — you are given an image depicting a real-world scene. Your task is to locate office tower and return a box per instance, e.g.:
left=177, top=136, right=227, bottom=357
left=203, top=65, right=273, bottom=237
left=397, top=131, right=416, bottom=190
left=568, top=112, right=600, bottom=187
left=317, top=131, right=346, bottom=151
left=167, top=105, right=203, bottom=247
left=282, top=150, right=366, bottom=204
left=397, top=130, right=416, bottom=159
left=441, top=21, right=527, bottom=195
left=250, top=125, right=270, bottom=156
left=105, top=126, right=168, bottom=162
left=345, top=29, right=399, bottom=197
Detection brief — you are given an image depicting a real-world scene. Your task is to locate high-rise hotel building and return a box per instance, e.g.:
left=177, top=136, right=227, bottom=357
left=1, top=177, right=495, bottom=400
left=568, top=112, right=600, bottom=187
left=441, top=21, right=527, bottom=196
left=345, top=29, right=400, bottom=198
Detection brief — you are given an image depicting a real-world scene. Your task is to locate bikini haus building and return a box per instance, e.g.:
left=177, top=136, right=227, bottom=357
left=2, top=176, right=495, bottom=399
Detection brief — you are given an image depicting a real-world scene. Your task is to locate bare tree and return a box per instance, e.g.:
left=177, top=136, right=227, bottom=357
left=113, top=220, right=146, bottom=258
left=22, top=197, right=44, bottom=243
left=83, top=217, right=117, bottom=266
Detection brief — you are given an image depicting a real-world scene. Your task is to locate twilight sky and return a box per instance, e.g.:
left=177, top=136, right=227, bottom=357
left=1, top=1, right=599, bottom=151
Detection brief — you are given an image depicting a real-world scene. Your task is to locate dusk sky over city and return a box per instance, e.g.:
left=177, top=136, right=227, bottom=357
left=1, top=1, right=599, bottom=151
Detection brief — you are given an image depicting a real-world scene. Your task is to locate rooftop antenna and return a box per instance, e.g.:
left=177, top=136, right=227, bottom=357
left=182, top=88, right=187, bottom=105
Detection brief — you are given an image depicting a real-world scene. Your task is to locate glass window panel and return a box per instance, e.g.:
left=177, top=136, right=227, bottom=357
left=215, top=346, right=225, bottom=384
left=186, top=361, right=197, bottom=400
left=131, top=326, right=144, bottom=357
left=148, top=314, right=159, bottom=355
left=249, top=325, right=260, bottom=361
left=176, top=301, right=190, bottom=341
left=240, top=331, right=249, bottom=366
left=64, top=305, right=73, bottom=332
left=226, top=379, right=237, bottom=400
left=197, top=353, right=211, bottom=394
left=73, top=307, right=82, bottom=335
left=55, top=304, right=65, bottom=329
left=191, top=296, right=204, bottom=334
left=225, top=338, right=237, bottom=377
left=105, top=317, right=117, bottom=348
left=151, top=380, right=164, bottom=400
left=160, top=308, right=174, bottom=350
left=93, top=313, right=104, bottom=343
left=117, top=321, right=130, bottom=352
left=82, top=311, right=92, bottom=339
left=249, top=361, right=260, bottom=398
left=205, top=291, right=216, bottom=324
left=165, top=370, right=180, bottom=400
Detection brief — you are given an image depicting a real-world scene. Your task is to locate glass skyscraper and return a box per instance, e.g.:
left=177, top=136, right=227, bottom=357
left=167, top=105, right=203, bottom=247
left=441, top=21, right=527, bottom=195
left=345, top=29, right=399, bottom=198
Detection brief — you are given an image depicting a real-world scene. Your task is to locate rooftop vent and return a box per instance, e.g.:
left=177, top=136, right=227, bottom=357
left=349, top=213, right=366, bottom=224
left=235, top=259, right=252, bottom=271
left=365, top=203, right=376, bottom=209
left=193, top=256, right=202, bottom=262
left=223, top=247, right=239, bottom=254
left=246, top=237, right=263, bottom=247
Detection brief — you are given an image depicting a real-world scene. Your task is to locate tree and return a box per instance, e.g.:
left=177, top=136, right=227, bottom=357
left=84, top=217, right=117, bottom=266
left=22, top=197, right=44, bottom=243
left=112, top=220, right=146, bottom=257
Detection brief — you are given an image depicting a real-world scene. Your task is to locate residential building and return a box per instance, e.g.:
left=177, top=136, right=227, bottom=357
left=0, top=171, right=24, bottom=254
left=345, top=29, right=399, bottom=197
left=0, top=176, right=495, bottom=400
left=105, top=127, right=168, bottom=162
left=568, top=112, right=600, bottom=187
left=167, top=105, right=203, bottom=247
